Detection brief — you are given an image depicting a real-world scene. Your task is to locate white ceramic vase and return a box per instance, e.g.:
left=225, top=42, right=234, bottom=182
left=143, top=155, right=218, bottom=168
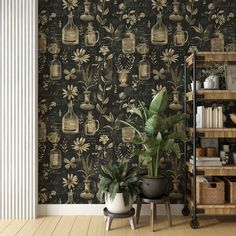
left=105, top=192, right=134, bottom=214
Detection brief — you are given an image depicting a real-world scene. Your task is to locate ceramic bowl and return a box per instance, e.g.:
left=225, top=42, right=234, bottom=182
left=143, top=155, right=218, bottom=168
left=230, top=114, right=236, bottom=125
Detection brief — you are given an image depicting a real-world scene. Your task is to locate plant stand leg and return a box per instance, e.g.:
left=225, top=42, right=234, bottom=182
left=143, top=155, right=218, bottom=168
left=165, top=200, right=172, bottom=227
left=153, top=203, right=156, bottom=222
left=136, top=200, right=142, bottom=224
left=105, top=217, right=113, bottom=231
left=104, top=216, right=107, bottom=222
left=150, top=202, right=155, bottom=232
left=129, top=216, right=135, bottom=230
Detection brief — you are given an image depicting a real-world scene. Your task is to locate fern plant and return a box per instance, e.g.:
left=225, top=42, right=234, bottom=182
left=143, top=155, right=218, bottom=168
left=97, top=161, right=140, bottom=206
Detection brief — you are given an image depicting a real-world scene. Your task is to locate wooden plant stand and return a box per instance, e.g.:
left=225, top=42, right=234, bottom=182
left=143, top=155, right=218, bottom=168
left=103, top=207, right=135, bottom=231
left=136, top=195, right=172, bottom=232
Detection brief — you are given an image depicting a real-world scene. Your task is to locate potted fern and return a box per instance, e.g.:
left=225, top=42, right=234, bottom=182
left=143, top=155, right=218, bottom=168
left=97, top=161, right=140, bottom=214
left=121, top=88, right=188, bottom=198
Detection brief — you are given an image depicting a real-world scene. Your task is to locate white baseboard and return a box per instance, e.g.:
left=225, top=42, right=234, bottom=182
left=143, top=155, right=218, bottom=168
left=39, top=204, right=183, bottom=216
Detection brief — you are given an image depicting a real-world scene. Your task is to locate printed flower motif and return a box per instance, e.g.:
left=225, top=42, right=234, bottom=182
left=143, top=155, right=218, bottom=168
left=72, top=137, right=90, bottom=154
left=62, top=174, right=78, bottom=189
left=151, top=0, right=167, bottom=11
left=122, top=10, right=145, bottom=26
left=99, top=46, right=110, bottom=56
left=153, top=68, right=165, bottom=80
left=188, top=46, right=198, bottom=54
left=72, top=48, right=90, bottom=65
left=64, top=157, right=76, bottom=169
left=99, top=134, right=109, bottom=145
left=64, top=68, right=76, bottom=80
left=62, top=85, right=78, bottom=100
left=161, top=49, right=179, bottom=65
left=62, top=0, right=78, bottom=11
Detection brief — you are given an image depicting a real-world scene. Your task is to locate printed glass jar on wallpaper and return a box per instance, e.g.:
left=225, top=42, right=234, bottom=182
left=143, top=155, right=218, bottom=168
left=38, top=0, right=236, bottom=204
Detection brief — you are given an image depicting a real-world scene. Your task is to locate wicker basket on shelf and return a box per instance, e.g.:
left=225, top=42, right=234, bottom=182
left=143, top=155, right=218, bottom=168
left=196, top=177, right=225, bottom=205
left=224, top=177, right=236, bottom=204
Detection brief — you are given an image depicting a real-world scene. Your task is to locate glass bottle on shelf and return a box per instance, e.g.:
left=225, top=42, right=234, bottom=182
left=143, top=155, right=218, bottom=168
left=62, top=12, right=79, bottom=45
left=139, top=54, right=150, bottom=80
left=80, top=180, right=94, bottom=200
left=211, top=31, right=224, bottom=52
left=62, top=101, right=79, bottom=134
left=39, top=32, right=47, bottom=54
left=80, top=90, right=94, bottom=110
left=84, top=23, right=99, bottom=47
left=173, top=23, right=188, bottom=46
left=66, top=190, right=75, bottom=204
left=169, top=0, right=183, bottom=21
left=50, top=143, right=62, bottom=169
left=38, top=120, right=47, bottom=142
left=50, top=54, right=61, bottom=80
left=122, top=30, right=136, bottom=54
left=84, top=112, right=99, bottom=135
left=80, top=0, right=94, bottom=21
left=151, top=13, right=168, bottom=45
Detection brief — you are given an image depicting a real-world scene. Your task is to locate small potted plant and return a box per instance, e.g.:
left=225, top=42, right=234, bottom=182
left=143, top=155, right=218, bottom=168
left=97, top=161, right=140, bottom=214
left=121, top=88, right=188, bottom=198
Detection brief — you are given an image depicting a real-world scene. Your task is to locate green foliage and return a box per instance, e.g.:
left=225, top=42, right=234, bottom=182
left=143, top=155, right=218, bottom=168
left=97, top=161, right=140, bottom=206
left=120, top=88, right=189, bottom=178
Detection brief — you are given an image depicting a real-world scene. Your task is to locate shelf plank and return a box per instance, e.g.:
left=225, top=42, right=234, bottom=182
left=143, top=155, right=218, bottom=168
left=187, top=162, right=236, bottom=176
left=186, top=90, right=236, bottom=101
left=188, top=128, right=236, bottom=138
left=196, top=52, right=236, bottom=62
left=188, top=198, right=236, bottom=215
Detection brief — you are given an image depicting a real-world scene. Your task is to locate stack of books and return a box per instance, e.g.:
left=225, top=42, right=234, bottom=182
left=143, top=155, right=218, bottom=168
left=196, top=106, right=223, bottom=128
left=190, top=156, right=222, bottom=166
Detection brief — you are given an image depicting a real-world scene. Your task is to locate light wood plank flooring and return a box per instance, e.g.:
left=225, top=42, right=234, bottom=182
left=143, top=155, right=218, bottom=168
left=0, top=216, right=235, bottom=236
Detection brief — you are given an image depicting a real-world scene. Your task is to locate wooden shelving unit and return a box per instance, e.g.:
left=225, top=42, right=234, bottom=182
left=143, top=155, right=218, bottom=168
left=186, top=90, right=236, bottom=102
left=188, top=128, right=236, bottom=138
left=184, top=52, right=236, bottom=228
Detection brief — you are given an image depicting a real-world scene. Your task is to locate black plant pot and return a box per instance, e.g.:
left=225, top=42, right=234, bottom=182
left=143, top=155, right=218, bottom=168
left=140, top=175, right=167, bottom=199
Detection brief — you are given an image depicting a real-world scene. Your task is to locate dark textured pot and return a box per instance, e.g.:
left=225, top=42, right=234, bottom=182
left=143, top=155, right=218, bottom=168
left=140, top=175, right=167, bottom=199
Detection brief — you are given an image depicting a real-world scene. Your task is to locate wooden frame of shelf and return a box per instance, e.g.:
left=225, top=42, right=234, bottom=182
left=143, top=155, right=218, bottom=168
left=188, top=128, right=236, bottom=138
left=186, top=90, right=236, bottom=102
left=187, top=162, right=236, bottom=176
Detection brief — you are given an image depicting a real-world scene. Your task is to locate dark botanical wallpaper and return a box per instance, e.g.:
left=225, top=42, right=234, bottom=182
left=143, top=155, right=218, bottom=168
left=38, top=0, right=236, bottom=204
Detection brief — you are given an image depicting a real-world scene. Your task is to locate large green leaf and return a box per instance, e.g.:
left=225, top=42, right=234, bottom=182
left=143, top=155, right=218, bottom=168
left=148, top=88, right=167, bottom=117
left=144, top=114, right=163, bottom=136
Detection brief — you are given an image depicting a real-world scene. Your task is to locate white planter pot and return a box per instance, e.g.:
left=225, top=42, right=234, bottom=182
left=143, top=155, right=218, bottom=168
left=105, top=192, right=134, bottom=214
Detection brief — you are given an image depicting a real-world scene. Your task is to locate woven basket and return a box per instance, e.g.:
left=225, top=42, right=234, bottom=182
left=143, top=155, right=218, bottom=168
left=196, top=177, right=225, bottom=205
left=224, top=177, right=236, bottom=204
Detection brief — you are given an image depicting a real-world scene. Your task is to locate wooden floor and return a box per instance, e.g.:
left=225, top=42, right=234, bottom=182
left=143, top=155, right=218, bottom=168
left=0, top=215, right=236, bottom=236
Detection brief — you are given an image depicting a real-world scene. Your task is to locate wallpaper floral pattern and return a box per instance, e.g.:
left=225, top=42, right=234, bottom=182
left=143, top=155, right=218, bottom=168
left=38, top=0, right=236, bottom=204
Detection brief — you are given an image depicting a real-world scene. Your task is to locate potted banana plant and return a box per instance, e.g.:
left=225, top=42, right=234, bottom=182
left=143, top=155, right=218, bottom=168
left=121, top=88, right=188, bottom=198
left=97, top=161, right=140, bottom=214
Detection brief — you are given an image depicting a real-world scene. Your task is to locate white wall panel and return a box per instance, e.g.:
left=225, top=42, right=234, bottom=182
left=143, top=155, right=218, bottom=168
left=0, top=0, right=38, bottom=219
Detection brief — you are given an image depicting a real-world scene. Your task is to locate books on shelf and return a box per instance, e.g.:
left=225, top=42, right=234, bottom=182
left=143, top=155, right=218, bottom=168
left=196, top=106, right=223, bottom=128
left=190, top=156, right=222, bottom=166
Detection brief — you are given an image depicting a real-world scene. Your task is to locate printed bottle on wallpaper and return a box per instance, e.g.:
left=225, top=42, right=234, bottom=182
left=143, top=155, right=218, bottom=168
left=50, top=143, right=62, bottom=169
left=84, top=111, right=99, bottom=135
left=62, top=101, right=79, bottom=134
left=151, top=13, right=168, bottom=45
left=50, top=54, right=61, bottom=80
left=211, top=31, right=225, bottom=52
left=139, top=54, right=150, bottom=80
left=62, top=12, right=79, bottom=45
left=80, top=0, right=94, bottom=21
left=84, top=23, right=99, bottom=47
left=122, top=31, right=136, bottom=54
left=173, top=23, right=188, bottom=47
left=80, top=90, right=94, bottom=110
